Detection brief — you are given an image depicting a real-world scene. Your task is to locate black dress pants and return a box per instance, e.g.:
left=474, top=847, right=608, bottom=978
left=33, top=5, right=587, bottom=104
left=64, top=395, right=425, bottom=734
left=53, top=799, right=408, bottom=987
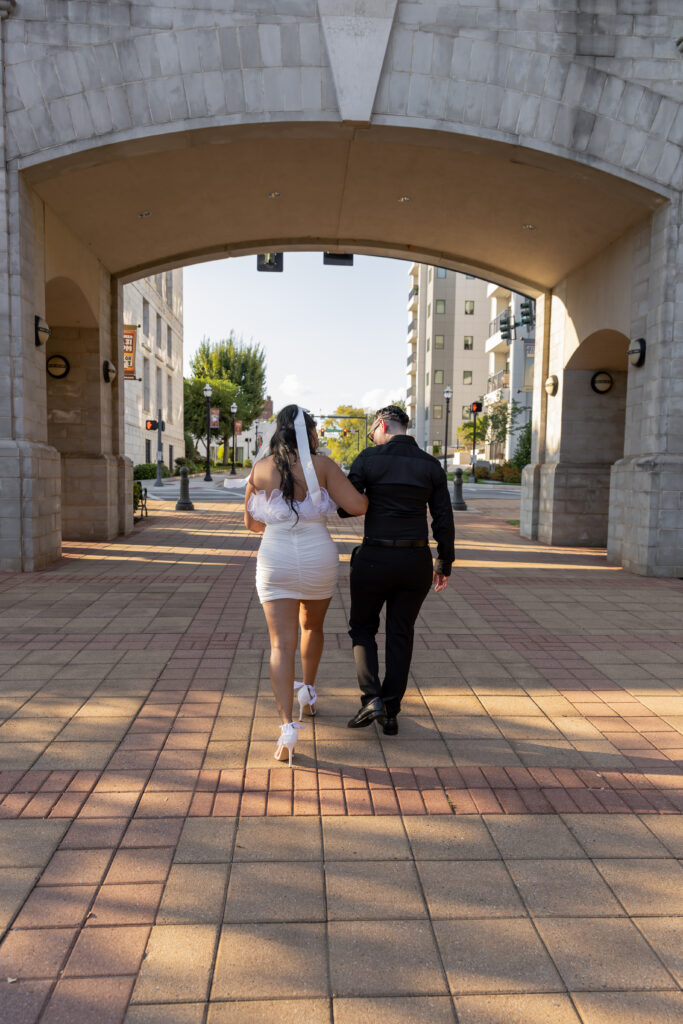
left=348, top=544, right=433, bottom=716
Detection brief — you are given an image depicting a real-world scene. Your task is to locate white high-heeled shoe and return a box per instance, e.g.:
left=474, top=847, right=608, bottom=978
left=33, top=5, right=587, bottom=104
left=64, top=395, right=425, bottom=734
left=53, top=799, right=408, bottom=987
left=294, top=681, right=317, bottom=721
left=274, top=722, right=305, bottom=767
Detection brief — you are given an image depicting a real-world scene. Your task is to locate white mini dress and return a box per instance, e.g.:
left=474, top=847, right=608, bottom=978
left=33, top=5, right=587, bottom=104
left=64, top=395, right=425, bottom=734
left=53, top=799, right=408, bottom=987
left=248, top=487, right=339, bottom=603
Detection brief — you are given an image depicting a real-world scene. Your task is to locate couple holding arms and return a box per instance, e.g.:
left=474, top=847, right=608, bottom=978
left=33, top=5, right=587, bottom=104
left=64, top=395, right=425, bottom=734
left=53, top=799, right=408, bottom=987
left=244, top=403, right=455, bottom=766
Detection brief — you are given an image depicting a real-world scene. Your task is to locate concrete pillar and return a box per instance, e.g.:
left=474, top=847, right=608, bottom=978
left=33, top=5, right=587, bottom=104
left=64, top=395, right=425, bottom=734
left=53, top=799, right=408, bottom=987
left=608, top=200, right=683, bottom=577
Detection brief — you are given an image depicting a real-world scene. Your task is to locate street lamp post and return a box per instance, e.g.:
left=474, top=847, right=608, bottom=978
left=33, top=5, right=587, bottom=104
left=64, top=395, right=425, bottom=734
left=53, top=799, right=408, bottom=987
left=442, top=386, right=453, bottom=476
left=230, top=402, right=238, bottom=476
left=203, top=383, right=213, bottom=482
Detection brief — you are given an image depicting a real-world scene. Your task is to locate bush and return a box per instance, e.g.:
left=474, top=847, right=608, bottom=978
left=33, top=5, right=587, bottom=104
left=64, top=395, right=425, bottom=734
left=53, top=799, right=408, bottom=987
left=489, top=465, right=504, bottom=481
left=133, top=462, right=170, bottom=479
left=184, top=431, right=196, bottom=459
left=510, top=418, right=531, bottom=471
left=502, top=465, right=521, bottom=484
left=243, top=458, right=252, bottom=468
left=133, top=480, right=142, bottom=512
left=474, top=466, right=489, bottom=480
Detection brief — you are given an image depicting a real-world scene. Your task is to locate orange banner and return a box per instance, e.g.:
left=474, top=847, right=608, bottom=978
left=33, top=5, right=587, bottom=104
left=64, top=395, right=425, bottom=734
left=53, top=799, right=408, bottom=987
left=123, top=325, right=137, bottom=380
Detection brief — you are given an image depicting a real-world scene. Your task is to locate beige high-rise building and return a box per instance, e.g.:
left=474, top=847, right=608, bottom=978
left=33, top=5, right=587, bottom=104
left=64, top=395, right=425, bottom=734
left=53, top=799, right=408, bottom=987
left=123, top=271, right=184, bottom=471
left=407, top=264, right=489, bottom=457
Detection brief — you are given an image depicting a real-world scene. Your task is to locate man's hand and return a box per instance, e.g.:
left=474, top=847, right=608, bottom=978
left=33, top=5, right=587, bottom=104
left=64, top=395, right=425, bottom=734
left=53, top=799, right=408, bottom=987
left=433, top=572, right=449, bottom=593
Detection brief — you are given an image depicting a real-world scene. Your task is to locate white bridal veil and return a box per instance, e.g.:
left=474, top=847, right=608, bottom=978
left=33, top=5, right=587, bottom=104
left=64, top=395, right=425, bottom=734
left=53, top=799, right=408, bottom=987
left=252, top=405, right=321, bottom=506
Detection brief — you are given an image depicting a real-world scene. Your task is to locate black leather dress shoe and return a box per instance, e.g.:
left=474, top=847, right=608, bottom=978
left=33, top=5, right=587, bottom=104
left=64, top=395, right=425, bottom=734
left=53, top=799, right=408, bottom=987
left=347, top=697, right=385, bottom=728
left=382, top=715, right=398, bottom=735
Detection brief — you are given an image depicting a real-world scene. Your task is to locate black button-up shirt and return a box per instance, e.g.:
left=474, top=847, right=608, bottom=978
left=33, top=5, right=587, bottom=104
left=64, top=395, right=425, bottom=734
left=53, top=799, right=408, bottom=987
left=338, top=434, right=456, bottom=576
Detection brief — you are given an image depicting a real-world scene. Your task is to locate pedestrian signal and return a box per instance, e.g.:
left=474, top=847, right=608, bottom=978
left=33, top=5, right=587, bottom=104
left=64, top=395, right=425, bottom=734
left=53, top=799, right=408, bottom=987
left=471, top=402, right=483, bottom=415
left=257, top=253, right=283, bottom=272
left=145, top=419, right=158, bottom=431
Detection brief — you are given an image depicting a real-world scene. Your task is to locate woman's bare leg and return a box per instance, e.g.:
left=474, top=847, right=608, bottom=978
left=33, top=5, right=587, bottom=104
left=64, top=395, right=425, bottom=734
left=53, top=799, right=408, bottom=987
left=299, top=598, right=332, bottom=687
left=262, top=599, right=300, bottom=724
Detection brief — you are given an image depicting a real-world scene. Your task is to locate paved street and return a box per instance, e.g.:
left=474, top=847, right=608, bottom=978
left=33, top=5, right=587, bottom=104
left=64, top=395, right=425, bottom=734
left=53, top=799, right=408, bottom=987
left=0, top=497, right=681, bottom=1023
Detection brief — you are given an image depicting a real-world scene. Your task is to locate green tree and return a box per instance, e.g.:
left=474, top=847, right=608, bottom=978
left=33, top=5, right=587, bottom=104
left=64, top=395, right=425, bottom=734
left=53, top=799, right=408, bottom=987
left=510, top=416, right=532, bottom=470
left=183, top=378, right=240, bottom=466
left=323, top=405, right=368, bottom=466
left=190, top=334, right=267, bottom=462
left=457, top=413, right=489, bottom=448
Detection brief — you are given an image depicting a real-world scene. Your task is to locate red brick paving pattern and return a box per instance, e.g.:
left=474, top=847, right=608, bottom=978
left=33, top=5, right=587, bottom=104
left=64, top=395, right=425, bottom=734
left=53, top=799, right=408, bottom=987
left=0, top=500, right=681, bottom=1021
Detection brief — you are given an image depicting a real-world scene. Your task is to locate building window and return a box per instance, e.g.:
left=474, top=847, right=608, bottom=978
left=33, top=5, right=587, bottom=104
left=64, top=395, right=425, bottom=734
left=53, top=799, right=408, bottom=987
left=436, top=267, right=447, bottom=278
left=426, top=337, right=430, bottom=352
left=462, top=405, right=472, bottom=419
left=142, top=299, right=149, bottom=336
left=433, top=404, right=442, bottom=419
left=463, top=370, right=472, bottom=385
left=155, top=274, right=162, bottom=292
left=425, top=407, right=429, bottom=421
left=156, top=314, right=162, bottom=348
left=465, top=300, right=475, bottom=315
left=464, top=335, right=474, bottom=350
left=427, top=303, right=431, bottom=318
left=167, top=326, right=173, bottom=358
left=466, top=274, right=475, bottom=279
left=435, top=299, right=446, bottom=314
left=428, top=268, right=433, bottom=282
left=425, top=372, right=430, bottom=386
left=168, top=444, right=174, bottom=471
left=145, top=438, right=151, bottom=463
left=167, top=375, right=173, bottom=423
left=143, top=357, right=150, bottom=410
left=165, top=272, right=173, bottom=309
left=435, top=335, right=444, bottom=349
left=434, top=369, right=444, bottom=385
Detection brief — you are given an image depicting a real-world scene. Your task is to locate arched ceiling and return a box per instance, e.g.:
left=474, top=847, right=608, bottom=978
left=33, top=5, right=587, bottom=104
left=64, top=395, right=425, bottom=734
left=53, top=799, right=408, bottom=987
left=26, top=123, right=664, bottom=293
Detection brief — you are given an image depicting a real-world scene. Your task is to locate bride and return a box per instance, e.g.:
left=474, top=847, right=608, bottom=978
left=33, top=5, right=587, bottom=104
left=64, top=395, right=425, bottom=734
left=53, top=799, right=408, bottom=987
left=244, top=405, right=368, bottom=765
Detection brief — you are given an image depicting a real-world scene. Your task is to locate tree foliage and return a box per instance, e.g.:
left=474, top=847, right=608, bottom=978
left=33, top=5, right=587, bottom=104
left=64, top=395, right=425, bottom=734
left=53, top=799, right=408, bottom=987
left=322, top=405, right=369, bottom=466
left=510, top=416, right=532, bottom=470
left=183, top=378, right=240, bottom=462
left=457, top=399, right=527, bottom=450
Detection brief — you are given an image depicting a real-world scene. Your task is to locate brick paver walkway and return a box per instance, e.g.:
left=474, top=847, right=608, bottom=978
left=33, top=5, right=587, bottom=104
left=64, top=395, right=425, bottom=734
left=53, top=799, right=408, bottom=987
left=0, top=498, right=681, bottom=1023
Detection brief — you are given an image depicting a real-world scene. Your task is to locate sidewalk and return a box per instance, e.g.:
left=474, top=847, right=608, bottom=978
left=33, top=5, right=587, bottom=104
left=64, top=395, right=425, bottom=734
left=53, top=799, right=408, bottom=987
left=0, top=497, right=681, bottom=1023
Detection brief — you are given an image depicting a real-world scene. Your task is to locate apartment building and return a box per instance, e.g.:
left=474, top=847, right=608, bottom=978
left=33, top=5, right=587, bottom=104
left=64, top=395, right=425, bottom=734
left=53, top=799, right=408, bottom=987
left=406, top=264, right=489, bottom=456
left=484, top=284, right=534, bottom=461
left=123, top=270, right=184, bottom=470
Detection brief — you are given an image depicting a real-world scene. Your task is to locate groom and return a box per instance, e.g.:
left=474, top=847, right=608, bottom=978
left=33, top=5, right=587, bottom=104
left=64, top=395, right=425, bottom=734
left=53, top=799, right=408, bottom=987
left=339, top=405, right=455, bottom=735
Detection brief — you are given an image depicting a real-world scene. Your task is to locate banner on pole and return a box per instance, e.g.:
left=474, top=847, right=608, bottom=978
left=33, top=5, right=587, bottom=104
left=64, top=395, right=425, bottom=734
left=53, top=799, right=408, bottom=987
left=209, top=408, right=220, bottom=429
left=235, top=420, right=242, bottom=435
left=123, top=325, right=137, bottom=380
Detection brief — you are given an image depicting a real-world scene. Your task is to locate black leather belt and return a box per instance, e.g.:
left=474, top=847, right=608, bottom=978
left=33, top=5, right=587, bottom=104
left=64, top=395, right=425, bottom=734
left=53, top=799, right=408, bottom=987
left=363, top=538, right=428, bottom=548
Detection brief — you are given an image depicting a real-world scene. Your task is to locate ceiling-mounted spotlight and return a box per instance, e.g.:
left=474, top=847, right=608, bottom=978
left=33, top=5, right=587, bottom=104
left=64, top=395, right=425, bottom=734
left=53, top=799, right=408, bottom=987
left=35, top=315, right=51, bottom=346
left=397, top=196, right=412, bottom=203
left=257, top=253, right=283, bottom=273
left=103, top=360, right=117, bottom=383
left=137, top=210, right=152, bottom=218
left=522, top=223, right=536, bottom=231
left=267, top=192, right=282, bottom=199
left=323, top=253, right=354, bottom=267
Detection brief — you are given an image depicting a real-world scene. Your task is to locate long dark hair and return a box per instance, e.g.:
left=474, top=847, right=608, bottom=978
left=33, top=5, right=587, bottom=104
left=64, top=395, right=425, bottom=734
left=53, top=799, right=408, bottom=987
left=270, top=405, right=318, bottom=515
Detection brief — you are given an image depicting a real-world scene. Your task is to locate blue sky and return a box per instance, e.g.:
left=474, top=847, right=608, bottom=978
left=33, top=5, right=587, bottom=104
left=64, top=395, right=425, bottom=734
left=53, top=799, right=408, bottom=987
left=183, top=252, right=408, bottom=417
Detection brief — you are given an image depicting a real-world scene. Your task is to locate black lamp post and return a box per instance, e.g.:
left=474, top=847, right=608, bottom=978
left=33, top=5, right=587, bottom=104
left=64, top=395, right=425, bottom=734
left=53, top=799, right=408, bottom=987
left=442, top=385, right=452, bottom=475
left=230, top=401, right=238, bottom=476
left=203, top=383, right=212, bottom=482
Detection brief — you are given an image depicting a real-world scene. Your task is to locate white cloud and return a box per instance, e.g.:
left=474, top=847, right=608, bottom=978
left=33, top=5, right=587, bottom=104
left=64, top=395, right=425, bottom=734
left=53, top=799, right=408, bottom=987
left=361, top=386, right=406, bottom=411
left=279, top=373, right=315, bottom=403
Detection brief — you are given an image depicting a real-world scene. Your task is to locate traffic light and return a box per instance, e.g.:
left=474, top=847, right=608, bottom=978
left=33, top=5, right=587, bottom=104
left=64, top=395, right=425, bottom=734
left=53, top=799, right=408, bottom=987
left=145, top=419, right=158, bottom=431
left=342, top=428, right=348, bottom=437
left=499, top=309, right=512, bottom=342
left=471, top=401, right=483, bottom=415
left=257, top=253, right=283, bottom=272
left=323, top=253, right=354, bottom=267
left=319, top=427, right=325, bottom=438
left=520, top=298, right=534, bottom=326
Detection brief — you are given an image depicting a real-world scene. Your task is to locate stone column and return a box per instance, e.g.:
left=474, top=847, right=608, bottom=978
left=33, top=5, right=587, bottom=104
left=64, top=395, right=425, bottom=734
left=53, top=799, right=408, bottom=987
left=0, top=0, right=61, bottom=572
left=608, top=200, right=683, bottom=577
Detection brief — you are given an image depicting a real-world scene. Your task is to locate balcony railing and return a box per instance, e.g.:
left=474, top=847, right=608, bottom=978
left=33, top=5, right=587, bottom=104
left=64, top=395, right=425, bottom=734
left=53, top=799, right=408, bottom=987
left=407, top=287, right=418, bottom=302
left=407, top=319, right=417, bottom=335
left=487, top=370, right=510, bottom=392
left=406, top=351, right=415, bottom=368
left=407, top=385, right=415, bottom=398
left=488, top=307, right=511, bottom=338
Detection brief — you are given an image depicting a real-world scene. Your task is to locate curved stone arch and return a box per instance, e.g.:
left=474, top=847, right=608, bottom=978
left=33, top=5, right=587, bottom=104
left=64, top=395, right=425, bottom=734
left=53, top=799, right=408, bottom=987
left=6, top=26, right=682, bottom=202
left=565, top=328, right=630, bottom=373
left=45, top=275, right=99, bottom=329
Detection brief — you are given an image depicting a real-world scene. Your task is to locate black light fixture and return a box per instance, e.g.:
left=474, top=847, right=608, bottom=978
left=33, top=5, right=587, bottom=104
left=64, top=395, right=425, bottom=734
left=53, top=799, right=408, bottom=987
left=323, top=253, right=354, bottom=267
left=35, top=315, right=51, bottom=346
left=591, top=370, right=613, bottom=394
left=544, top=375, right=559, bottom=396
left=102, top=360, right=117, bottom=383
left=257, top=253, right=283, bottom=272
left=627, top=337, right=646, bottom=367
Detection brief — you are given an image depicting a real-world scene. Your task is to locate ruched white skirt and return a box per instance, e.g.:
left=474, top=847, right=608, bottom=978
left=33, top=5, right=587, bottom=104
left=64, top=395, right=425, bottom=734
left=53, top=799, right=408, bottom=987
left=256, top=520, right=339, bottom=603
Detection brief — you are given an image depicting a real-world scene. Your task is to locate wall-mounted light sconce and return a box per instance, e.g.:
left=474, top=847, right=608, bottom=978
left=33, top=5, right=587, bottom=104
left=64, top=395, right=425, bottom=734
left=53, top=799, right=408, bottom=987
left=103, top=360, right=117, bottom=384
left=627, top=337, right=646, bottom=367
left=591, top=370, right=613, bottom=394
left=544, top=375, right=558, bottom=396
left=35, top=315, right=51, bottom=346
